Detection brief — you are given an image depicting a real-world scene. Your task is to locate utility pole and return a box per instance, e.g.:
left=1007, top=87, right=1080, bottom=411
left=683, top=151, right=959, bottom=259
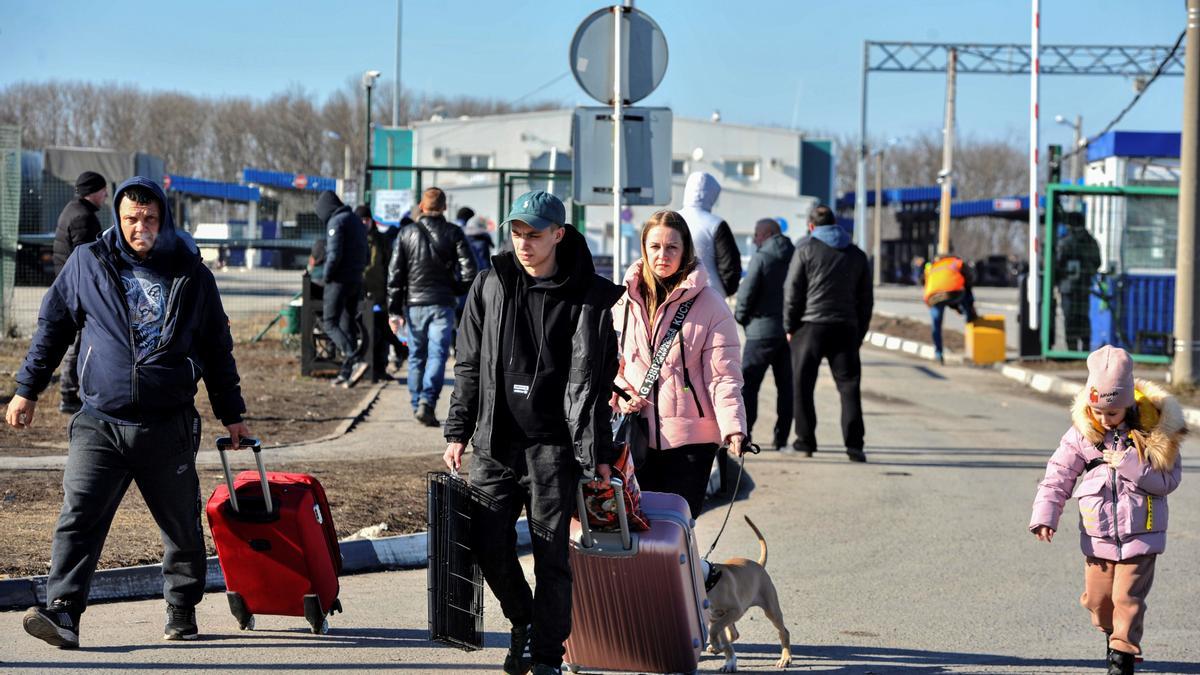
left=937, top=48, right=957, bottom=256
left=1173, top=0, right=1200, bottom=385
left=1070, top=114, right=1083, bottom=183
left=873, top=149, right=883, bottom=285
left=393, top=0, right=402, bottom=128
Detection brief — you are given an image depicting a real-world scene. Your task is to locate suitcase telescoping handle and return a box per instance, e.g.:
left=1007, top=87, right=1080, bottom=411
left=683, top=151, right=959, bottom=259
left=575, top=477, right=632, bottom=551
left=215, top=436, right=272, bottom=514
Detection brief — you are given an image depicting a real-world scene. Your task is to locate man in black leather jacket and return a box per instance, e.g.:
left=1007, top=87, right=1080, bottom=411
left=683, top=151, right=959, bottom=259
left=783, top=205, right=873, bottom=462
left=387, top=187, right=478, bottom=426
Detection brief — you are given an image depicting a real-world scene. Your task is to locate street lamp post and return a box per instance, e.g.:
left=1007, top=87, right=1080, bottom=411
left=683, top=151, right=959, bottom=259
left=1054, top=114, right=1084, bottom=183
left=362, top=70, right=382, bottom=203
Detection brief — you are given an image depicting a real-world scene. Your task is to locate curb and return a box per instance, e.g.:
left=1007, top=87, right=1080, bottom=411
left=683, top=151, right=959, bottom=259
left=863, top=330, right=966, bottom=366
left=0, top=382, right=388, bottom=471
left=865, top=328, right=1200, bottom=428
left=0, top=519, right=531, bottom=611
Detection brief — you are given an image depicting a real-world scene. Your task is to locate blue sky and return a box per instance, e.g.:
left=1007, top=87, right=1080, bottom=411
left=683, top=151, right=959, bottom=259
left=3, top=0, right=1188, bottom=150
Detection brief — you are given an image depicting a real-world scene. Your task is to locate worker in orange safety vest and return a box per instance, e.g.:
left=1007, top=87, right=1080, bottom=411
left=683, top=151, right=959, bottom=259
left=922, top=255, right=978, bottom=364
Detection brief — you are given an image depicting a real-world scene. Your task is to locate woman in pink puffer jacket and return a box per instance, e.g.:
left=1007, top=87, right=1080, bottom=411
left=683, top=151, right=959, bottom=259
left=614, top=210, right=747, bottom=518
left=1029, top=346, right=1184, bottom=675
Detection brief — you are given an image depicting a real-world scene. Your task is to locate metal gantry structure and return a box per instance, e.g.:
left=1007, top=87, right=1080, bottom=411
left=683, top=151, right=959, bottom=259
left=853, top=39, right=1185, bottom=317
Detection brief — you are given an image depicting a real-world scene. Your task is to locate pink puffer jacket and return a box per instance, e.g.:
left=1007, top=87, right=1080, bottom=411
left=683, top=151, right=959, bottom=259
left=613, top=261, right=747, bottom=450
left=1030, top=379, right=1185, bottom=561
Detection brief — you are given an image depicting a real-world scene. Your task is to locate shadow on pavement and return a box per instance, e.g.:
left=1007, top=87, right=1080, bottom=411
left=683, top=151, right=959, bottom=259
left=722, top=641, right=1200, bottom=674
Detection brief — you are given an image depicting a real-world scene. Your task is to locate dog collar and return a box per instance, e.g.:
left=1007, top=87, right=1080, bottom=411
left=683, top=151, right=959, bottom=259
left=704, top=564, right=723, bottom=592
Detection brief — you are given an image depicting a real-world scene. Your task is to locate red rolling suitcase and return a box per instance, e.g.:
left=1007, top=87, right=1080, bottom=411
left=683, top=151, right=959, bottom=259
left=206, top=437, right=343, bottom=634
left=563, top=480, right=709, bottom=674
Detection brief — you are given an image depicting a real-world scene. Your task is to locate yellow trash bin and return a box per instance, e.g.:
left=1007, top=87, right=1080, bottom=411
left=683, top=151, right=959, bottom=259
left=966, top=314, right=1006, bottom=365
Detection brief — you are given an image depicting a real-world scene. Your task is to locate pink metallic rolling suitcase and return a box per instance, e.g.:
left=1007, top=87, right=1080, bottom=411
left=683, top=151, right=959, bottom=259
left=563, top=479, right=709, bottom=674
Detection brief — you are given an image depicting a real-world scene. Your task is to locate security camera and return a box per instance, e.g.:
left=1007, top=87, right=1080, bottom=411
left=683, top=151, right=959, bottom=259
left=362, top=70, right=382, bottom=88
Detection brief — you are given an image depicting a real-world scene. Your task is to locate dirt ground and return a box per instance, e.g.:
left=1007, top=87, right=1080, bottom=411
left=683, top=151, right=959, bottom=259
left=0, top=337, right=364, bottom=457
left=0, top=453, right=448, bottom=578
left=870, top=314, right=965, bottom=352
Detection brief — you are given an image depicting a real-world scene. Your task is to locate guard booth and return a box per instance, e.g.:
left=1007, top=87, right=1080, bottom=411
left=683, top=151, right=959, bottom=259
left=1040, top=131, right=1181, bottom=365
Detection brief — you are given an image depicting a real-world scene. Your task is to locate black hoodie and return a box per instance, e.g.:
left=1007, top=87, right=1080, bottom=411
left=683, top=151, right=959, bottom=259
left=316, top=191, right=369, bottom=285
left=492, top=240, right=587, bottom=443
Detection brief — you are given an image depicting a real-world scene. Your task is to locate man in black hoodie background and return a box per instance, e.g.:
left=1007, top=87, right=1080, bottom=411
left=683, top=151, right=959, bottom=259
left=316, top=190, right=370, bottom=387
left=52, top=171, right=108, bottom=414
left=443, top=190, right=621, bottom=675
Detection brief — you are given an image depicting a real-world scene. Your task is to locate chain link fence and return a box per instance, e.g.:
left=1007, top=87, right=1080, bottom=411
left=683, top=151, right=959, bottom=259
left=1042, top=184, right=1179, bottom=364
left=0, top=127, right=18, bottom=336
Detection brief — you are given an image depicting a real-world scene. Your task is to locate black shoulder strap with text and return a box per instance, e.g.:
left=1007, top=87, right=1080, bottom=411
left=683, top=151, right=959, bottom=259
left=636, top=297, right=697, bottom=397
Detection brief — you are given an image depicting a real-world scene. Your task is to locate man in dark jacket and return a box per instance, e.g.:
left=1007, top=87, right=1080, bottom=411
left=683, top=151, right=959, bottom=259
left=316, top=190, right=370, bottom=387
left=783, top=205, right=873, bottom=462
left=1055, top=211, right=1101, bottom=351
left=443, top=190, right=620, bottom=675
left=679, top=171, right=742, bottom=296
left=7, top=177, right=251, bottom=647
left=387, top=187, right=478, bottom=427
left=52, top=171, right=108, bottom=414
left=735, top=218, right=795, bottom=452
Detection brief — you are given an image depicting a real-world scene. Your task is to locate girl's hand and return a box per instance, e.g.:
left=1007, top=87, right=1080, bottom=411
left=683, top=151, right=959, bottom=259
left=726, top=433, right=746, bottom=457
left=1032, top=525, right=1055, bottom=543
left=1103, top=449, right=1127, bottom=468
left=618, top=392, right=650, bottom=415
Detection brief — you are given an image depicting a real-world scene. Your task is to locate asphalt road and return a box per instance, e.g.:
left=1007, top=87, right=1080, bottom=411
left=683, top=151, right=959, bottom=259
left=1, top=347, right=1198, bottom=674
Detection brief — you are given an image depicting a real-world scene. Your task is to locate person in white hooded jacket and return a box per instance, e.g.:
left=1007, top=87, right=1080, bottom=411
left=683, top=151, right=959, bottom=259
left=678, top=172, right=742, bottom=297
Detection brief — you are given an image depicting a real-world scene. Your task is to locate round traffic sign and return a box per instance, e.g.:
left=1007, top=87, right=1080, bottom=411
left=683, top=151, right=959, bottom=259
left=569, top=6, right=668, bottom=105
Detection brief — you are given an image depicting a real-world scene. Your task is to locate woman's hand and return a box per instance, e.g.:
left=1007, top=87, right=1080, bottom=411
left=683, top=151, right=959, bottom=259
left=617, top=392, right=650, bottom=415
left=1032, top=525, right=1055, bottom=543
left=725, top=433, right=746, bottom=457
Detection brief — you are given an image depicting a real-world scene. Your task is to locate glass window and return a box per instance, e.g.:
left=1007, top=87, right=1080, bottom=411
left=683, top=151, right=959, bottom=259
left=724, top=159, right=760, bottom=181
left=671, top=158, right=687, bottom=176
left=452, top=154, right=491, bottom=170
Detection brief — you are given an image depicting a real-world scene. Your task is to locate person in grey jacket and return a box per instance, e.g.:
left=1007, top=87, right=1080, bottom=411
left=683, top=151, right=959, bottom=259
left=783, top=205, right=873, bottom=462
left=735, top=218, right=795, bottom=452
left=316, top=190, right=370, bottom=387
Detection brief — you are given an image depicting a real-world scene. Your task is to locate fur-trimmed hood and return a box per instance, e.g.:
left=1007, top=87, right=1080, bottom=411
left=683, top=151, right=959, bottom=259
left=1072, top=378, right=1186, bottom=471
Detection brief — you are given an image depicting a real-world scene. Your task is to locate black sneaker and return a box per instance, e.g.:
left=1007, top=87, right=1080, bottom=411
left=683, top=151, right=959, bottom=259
left=531, top=664, right=562, bottom=675
left=24, top=600, right=80, bottom=648
left=504, top=623, right=533, bottom=675
left=846, top=448, right=867, bottom=463
left=416, top=402, right=440, bottom=428
left=163, top=603, right=198, bottom=641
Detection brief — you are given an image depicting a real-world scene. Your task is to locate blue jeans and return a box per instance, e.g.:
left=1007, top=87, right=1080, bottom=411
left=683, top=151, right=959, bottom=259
left=406, top=304, right=455, bottom=410
left=929, top=288, right=977, bottom=354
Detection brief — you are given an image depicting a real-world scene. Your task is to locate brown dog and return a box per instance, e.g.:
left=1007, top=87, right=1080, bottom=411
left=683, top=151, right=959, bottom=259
left=705, top=516, right=791, bottom=672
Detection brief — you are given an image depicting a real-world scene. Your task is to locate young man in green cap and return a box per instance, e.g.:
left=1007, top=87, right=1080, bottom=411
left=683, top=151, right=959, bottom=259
left=443, top=190, right=621, bottom=675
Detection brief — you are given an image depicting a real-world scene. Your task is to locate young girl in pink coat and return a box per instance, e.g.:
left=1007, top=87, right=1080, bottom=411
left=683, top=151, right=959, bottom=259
left=1029, top=346, right=1185, bottom=675
left=614, top=210, right=748, bottom=518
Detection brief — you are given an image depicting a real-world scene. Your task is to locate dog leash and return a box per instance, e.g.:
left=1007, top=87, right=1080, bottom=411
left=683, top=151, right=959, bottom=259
left=702, top=442, right=760, bottom=563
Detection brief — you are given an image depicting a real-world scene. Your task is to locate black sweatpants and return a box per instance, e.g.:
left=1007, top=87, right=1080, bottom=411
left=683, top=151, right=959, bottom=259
left=637, top=442, right=720, bottom=519
left=48, top=408, right=204, bottom=611
left=791, top=322, right=865, bottom=453
left=742, top=336, right=793, bottom=449
left=470, top=441, right=579, bottom=668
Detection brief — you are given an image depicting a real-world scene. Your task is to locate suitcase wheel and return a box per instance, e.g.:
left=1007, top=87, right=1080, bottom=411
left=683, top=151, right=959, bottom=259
left=565, top=664, right=581, bottom=674
left=226, top=592, right=254, bottom=630
left=303, top=594, right=330, bottom=635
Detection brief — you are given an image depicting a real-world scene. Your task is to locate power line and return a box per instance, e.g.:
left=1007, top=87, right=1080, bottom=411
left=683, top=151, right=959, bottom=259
left=511, top=71, right=571, bottom=105
left=1059, top=29, right=1187, bottom=165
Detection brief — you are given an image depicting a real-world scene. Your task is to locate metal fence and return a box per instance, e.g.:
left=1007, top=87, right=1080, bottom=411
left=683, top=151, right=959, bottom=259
left=0, top=127, right=18, bottom=336
left=1041, top=184, right=1180, bottom=364
left=10, top=172, right=322, bottom=341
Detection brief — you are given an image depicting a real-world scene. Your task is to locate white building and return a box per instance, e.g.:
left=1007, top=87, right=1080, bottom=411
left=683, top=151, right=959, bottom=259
left=408, top=109, right=830, bottom=259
